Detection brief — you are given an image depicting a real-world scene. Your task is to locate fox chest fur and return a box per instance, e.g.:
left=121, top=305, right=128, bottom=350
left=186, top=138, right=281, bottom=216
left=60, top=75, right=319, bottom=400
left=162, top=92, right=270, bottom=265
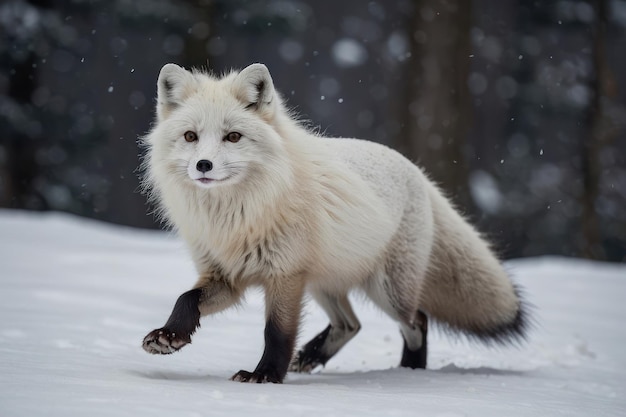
left=168, top=186, right=311, bottom=284
left=162, top=145, right=396, bottom=290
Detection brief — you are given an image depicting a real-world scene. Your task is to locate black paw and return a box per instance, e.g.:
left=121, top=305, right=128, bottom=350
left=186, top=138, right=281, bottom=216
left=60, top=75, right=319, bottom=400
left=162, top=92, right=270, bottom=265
left=142, top=328, right=190, bottom=354
left=230, top=369, right=283, bottom=384
left=288, top=349, right=327, bottom=373
left=288, top=325, right=331, bottom=373
left=400, top=311, right=428, bottom=369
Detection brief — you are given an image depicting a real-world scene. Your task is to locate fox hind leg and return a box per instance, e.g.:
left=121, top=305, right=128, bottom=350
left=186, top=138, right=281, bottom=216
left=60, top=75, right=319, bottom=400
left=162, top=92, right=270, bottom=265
left=290, top=291, right=361, bottom=373
left=364, top=266, right=429, bottom=369
left=399, top=310, right=428, bottom=369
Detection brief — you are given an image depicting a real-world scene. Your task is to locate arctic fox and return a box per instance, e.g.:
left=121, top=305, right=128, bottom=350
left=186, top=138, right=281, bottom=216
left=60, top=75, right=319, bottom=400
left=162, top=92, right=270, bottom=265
left=140, top=63, right=529, bottom=383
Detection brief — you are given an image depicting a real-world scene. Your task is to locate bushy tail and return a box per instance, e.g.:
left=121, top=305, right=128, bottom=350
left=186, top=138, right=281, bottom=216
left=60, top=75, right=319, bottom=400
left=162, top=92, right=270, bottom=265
left=420, top=189, right=530, bottom=345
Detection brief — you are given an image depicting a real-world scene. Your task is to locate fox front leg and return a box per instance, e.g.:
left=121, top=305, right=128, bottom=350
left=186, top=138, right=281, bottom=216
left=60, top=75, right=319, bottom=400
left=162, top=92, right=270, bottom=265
left=231, top=279, right=304, bottom=383
left=143, top=277, right=241, bottom=354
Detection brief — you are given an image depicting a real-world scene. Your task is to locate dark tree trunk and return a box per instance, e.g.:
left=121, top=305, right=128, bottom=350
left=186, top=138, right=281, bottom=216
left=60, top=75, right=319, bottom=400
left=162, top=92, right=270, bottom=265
left=402, top=0, right=473, bottom=208
left=5, top=55, right=45, bottom=210
left=1, top=0, right=53, bottom=210
left=582, top=0, right=612, bottom=260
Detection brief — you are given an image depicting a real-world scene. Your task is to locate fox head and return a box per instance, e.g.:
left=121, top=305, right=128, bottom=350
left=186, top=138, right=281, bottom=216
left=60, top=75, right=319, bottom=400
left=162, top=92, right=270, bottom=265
left=143, top=63, right=293, bottom=195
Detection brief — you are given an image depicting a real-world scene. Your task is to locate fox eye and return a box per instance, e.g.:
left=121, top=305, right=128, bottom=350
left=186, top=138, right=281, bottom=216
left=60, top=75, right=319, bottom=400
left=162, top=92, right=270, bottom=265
left=224, top=132, right=242, bottom=143
left=183, top=131, right=198, bottom=142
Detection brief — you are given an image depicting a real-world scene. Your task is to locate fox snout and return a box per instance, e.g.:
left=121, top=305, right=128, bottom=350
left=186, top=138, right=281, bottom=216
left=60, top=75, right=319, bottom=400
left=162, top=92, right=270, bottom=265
left=196, top=159, right=213, bottom=173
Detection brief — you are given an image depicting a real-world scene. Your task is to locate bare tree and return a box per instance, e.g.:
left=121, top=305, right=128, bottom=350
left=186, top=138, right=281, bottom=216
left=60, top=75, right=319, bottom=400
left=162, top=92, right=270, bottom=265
left=582, top=0, right=615, bottom=260
left=401, top=0, right=473, bottom=207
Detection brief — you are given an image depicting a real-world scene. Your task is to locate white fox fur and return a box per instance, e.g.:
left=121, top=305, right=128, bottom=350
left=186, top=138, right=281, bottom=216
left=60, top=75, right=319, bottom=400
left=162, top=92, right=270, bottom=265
left=141, top=63, right=528, bottom=382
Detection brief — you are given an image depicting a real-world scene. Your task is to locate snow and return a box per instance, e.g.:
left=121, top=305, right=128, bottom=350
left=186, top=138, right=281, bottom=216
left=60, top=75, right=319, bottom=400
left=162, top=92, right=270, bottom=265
left=0, top=209, right=624, bottom=416
left=278, top=39, right=303, bottom=63
left=468, top=170, right=502, bottom=214
left=331, top=38, right=368, bottom=67
left=468, top=72, right=488, bottom=95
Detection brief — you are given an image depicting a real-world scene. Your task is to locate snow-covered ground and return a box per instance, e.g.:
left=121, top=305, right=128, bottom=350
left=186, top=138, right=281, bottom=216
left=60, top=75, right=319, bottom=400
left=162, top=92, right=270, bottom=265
left=0, top=209, right=623, bottom=417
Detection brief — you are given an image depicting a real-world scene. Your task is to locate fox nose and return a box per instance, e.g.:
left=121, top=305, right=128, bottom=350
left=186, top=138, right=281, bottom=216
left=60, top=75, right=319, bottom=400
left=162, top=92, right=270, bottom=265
left=196, top=159, right=213, bottom=173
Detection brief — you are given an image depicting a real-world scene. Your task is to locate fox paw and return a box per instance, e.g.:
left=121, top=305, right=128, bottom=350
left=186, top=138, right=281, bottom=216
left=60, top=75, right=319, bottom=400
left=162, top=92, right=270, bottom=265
left=142, top=328, right=190, bottom=354
left=230, top=369, right=283, bottom=384
left=288, top=350, right=325, bottom=373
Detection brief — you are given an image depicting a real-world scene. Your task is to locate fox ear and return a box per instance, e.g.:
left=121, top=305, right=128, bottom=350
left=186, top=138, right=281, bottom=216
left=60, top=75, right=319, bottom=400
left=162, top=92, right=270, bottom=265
left=156, top=63, right=196, bottom=121
left=232, top=63, right=276, bottom=112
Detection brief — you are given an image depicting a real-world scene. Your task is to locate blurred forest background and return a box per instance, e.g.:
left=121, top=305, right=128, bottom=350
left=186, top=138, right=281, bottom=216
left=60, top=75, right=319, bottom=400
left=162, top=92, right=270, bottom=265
left=1, top=0, right=625, bottom=262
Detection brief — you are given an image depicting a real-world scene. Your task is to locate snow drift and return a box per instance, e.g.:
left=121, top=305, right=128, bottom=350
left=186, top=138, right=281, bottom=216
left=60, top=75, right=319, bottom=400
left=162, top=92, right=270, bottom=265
left=0, top=210, right=623, bottom=416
